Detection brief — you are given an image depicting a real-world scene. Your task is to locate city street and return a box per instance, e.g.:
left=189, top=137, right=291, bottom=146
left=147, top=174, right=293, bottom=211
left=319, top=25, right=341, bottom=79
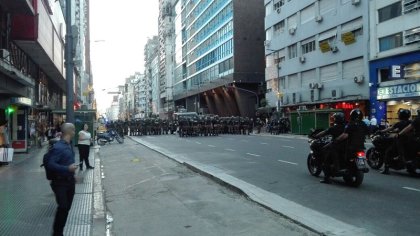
left=99, top=138, right=316, bottom=236
left=128, top=134, right=420, bottom=236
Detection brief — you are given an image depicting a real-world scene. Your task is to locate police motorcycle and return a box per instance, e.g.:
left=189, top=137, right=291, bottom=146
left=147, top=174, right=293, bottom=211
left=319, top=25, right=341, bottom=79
left=97, top=129, right=124, bottom=146
left=366, top=109, right=419, bottom=175
left=307, top=111, right=369, bottom=187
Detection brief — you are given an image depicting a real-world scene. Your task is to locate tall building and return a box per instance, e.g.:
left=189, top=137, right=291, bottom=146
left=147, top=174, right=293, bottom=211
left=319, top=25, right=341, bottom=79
left=72, top=0, right=93, bottom=109
left=143, top=37, right=161, bottom=115
left=1, top=0, right=66, bottom=152
left=172, top=0, right=266, bottom=117
left=265, top=0, right=370, bottom=118
left=368, top=0, right=420, bottom=125
left=158, top=0, right=176, bottom=116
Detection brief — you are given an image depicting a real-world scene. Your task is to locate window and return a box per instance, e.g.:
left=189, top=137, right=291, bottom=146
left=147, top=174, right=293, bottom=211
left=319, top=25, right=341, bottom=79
left=273, top=20, right=285, bottom=33
left=378, top=2, right=402, bottom=23
left=274, top=0, right=285, bottom=11
left=379, top=32, right=403, bottom=52
left=288, top=44, right=298, bottom=59
left=302, top=40, right=316, bottom=54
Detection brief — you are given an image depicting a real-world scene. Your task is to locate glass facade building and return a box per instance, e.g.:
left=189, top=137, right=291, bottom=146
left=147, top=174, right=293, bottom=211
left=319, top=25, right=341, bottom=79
left=174, top=0, right=234, bottom=96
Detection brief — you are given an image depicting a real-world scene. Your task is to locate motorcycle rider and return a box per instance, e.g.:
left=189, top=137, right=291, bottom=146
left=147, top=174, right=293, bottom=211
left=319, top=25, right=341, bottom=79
left=380, top=109, right=411, bottom=175
left=321, top=109, right=368, bottom=184
left=398, top=109, right=420, bottom=166
left=315, top=112, right=346, bottom=183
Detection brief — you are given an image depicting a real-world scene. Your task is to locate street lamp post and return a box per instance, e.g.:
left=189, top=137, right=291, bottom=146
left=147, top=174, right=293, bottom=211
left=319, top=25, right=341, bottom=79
left=65, top=0, right=74, bottom=123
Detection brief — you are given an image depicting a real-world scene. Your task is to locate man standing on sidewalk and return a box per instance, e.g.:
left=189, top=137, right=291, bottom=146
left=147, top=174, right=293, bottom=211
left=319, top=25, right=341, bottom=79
left=47, top=123, right=79, bottom=236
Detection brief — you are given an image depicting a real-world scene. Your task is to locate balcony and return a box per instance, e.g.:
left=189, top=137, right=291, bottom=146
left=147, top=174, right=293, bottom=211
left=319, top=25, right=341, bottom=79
left=1, top=0, right=35, bottom=15
left=10, top=0, right=66, bottom=91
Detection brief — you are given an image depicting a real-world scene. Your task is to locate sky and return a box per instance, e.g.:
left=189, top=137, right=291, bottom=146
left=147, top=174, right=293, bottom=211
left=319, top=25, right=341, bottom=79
left=90, top=0, right=159, bottom=113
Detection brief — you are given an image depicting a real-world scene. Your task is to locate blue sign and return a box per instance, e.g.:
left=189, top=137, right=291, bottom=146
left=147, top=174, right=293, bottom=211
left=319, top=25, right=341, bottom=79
left=377, top=82, right=420, bottom=100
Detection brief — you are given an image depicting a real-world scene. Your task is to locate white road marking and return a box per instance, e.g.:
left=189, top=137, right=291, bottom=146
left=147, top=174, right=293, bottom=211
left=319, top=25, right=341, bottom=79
left=225, top=148, right=236, bottom=152
left=208, top=145, right=216, bottom=147
left=195, top=142, right=202, bottom=144
left=282, top=145, right=295, bottom=149
left=246, top=153, right=261, bottom=157
left=278, top=160, right=298, bottom=165
left=260, top=142, right=269, bottom=145
left=403, top=187, right=420, bottom=193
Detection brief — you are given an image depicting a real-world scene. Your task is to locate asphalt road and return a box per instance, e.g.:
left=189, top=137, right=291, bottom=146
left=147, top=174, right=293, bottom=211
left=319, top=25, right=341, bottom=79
left=99, top=138, right=316, bottom=236
left=132, top=134, right=420, bottom=236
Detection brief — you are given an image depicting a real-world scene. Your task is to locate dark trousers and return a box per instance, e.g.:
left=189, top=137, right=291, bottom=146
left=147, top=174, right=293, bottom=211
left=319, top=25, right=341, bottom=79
left=78, top=144, right=91, bottom=168
left=51, top=180, right=75, bottom=236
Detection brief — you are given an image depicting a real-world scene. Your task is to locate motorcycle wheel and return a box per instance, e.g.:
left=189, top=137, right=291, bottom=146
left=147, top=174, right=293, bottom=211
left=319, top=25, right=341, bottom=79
left=343, top=171, right=364, bottom=187
left=307, top=153, right=322, bottom=177
left=116, top=135, right=124, bottom=144
left=366, top=147, right=383, bottom=170
left=97, top=138, right=107, bottom=146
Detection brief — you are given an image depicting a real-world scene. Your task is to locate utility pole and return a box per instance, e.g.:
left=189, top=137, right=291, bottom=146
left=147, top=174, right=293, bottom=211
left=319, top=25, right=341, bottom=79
left=65, top=0, right=75, bottom=123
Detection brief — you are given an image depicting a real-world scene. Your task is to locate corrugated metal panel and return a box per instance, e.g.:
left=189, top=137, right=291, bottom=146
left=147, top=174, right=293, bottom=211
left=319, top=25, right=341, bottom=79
left=320, top=63, right=338, bottom=82
left=343, top=57, right=364, bottom=80
left=302, top=69, right=316, bottom=86
left=288, top=73, right=299, bottom=88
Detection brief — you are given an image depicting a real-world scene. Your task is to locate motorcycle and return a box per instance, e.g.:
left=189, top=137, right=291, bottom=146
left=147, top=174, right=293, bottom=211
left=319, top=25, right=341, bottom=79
left=97, top=129, right=124, bottom=146
left=307, top=129, right=369, bottom=187
left=367, top=132, right=420, bottom=176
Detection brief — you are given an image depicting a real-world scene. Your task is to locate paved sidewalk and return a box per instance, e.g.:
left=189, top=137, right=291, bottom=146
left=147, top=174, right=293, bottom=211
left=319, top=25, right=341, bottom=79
left=100, top=138, right=317, bottom=236
left=0, top=145, right=96, bottom=236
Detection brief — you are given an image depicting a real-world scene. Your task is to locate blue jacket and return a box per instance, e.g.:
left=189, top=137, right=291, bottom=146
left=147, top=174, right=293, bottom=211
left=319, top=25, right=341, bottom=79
left=47, top=139, right=75, bottom=177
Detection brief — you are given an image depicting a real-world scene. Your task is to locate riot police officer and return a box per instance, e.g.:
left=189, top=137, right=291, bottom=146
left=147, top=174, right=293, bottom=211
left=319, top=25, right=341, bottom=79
left=380, top=109, right=411, bottom=175
left=315, top=112, right=346, bottom=183
left=321, top=109, right=368, bottom=184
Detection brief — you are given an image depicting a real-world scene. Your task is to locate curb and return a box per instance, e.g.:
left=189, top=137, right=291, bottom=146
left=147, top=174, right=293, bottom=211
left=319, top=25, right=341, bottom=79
left=128, top=136, right=375, bottom=236
left=92, top=146, right=107, bottom=236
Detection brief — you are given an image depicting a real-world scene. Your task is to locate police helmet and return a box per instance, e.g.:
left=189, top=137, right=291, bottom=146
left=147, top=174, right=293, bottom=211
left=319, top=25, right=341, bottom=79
left=349, top=109, right=363, bottom=122
left=332, top=112, right=345, bottom=124
left=398, top=109, right=411, bottom=121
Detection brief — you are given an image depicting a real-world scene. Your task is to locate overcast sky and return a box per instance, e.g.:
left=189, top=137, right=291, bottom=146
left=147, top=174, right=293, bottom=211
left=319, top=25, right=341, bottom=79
left=90, top=0, right=159, bottom=113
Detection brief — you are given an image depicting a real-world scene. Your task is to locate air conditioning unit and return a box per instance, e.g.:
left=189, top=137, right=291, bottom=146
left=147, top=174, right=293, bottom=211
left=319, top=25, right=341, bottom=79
left=0, top=49, right=10, bottom=63
left=309, top=82, right=315, bottom=89
left=298, top=105, right=307, bottom=111
left=352, top=0, right=361, bottom=5
left=354, top=75, right=364, bottom=84
left=316, top=83, right=323, bottom=89
left=293, top=92, right=301, bottom=103
left=331, top=46, right=339, bottom=53
left=264, top=40, right=271, bottom=47
left=276, top=8, right=281, bottom=14
left=299, top=56, right=306, bottom=63
left=311, top=89, right=320, bottom=101
left=315, top=15, right=323, bottom=22
left=289, top=27, right=296, bottom=35
left=331, top=89, right=342, bottom=99
left=274, top=58, right=281, bottom=64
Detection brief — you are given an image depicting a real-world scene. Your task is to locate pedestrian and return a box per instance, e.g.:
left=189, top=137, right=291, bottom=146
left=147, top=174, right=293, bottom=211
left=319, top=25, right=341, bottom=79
left=370, top=115, right=378, bottom=134
left=47, top=123, right=78, bottom=236
left=0, top=118, right=9, bottom=148
left=78, top=123, right=94, bottom=170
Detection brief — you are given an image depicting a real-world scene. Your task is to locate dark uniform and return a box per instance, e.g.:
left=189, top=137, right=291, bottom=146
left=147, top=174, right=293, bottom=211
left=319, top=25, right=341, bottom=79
left=343, top=121, right=368, bottom=155
left=322, top=123, right=345, bottom=177
left=47, top=140, right=76, bottom=236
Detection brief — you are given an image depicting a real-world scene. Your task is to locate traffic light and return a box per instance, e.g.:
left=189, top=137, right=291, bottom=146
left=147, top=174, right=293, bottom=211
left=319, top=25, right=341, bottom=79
left=5, top=105, right=16, bottom=115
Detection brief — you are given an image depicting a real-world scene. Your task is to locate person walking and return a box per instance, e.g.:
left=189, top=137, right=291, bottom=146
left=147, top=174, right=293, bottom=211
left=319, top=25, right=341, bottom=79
left=0, top=118, right=9, bottom=148
left=78, top=123, right=94, bottom=170
left=47, top=123, right=78, bottom=236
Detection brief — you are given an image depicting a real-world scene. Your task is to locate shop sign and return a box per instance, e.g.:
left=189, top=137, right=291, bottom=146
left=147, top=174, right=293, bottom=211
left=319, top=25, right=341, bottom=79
left=377, top=82, right=420, bottom=100
left=390, top=65, right=404, bottom=79
left=10, top=97, right=32, bottom=106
